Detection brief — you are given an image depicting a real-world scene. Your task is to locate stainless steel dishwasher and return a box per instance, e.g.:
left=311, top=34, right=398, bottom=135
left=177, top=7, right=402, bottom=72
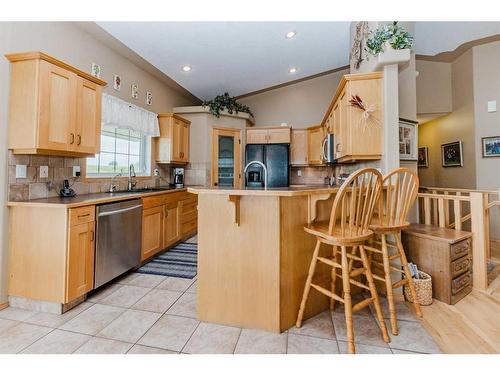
left=95, top=199, right=143, bottom=288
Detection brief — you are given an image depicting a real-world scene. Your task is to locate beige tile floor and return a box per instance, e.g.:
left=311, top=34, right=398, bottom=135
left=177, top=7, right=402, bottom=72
left=0, top=235, right=440, bottom=354
left=0, top=270, right=441, bottom=354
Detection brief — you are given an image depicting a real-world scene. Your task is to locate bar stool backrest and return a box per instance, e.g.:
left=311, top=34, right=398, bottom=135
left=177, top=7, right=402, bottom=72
left=379, top=168, right=419, bottom=227
left=328, top=168, right=383, bottom=237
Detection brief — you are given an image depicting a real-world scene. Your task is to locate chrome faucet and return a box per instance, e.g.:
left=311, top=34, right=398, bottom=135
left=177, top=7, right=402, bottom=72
left=244, top=161, right=268, bottom=190
left=128, top=164, right=137, bottom=191
left=109, top=173, right=122, bottom=192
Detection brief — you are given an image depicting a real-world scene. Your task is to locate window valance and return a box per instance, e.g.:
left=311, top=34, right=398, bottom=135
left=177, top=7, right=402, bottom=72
left=101, top=93, right=159, bottom=136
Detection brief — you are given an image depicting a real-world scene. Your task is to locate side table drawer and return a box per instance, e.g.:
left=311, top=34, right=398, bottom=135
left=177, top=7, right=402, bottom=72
left=450, top=239, right=470, bottom=261
left=452, top=271, right=472, bottom=295
left=451, top=256, right=472, bottom=279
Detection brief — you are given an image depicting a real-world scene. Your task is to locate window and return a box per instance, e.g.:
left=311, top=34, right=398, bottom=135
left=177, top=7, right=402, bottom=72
left=86, top=128, right=151, bottom=177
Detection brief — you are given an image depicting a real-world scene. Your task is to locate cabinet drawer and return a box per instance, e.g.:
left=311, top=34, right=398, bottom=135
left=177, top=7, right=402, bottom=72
left=142, top=195, right=166, bottom=209
left=452, top=271, right=472, bottom=295
left=180, top=200, right=198, bottom=215
left=69, top=206, right=95, bottom=226
left=180, top=210, right=197, bottom=224
left=450, top=239, right=470, bottom=261
left=451, top=256, right=472, bottom=279
left=181, top=218, right=197, bottom=236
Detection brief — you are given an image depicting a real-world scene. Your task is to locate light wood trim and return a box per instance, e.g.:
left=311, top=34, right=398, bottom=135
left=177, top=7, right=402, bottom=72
left=470, top=192, right=488, bottom=291
left=158, top=112, right=191, bottom=124
left=228, top=195, right=241, bottom=226
left=210, top=127, right=242, bottom=188
left=5, top=51, right=107, bottom=86
left=0, top=302, right=8, bottom=310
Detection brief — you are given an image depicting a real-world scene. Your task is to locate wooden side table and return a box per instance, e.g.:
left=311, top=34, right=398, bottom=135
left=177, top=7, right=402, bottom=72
left=402, top=224, right=473, bottom=305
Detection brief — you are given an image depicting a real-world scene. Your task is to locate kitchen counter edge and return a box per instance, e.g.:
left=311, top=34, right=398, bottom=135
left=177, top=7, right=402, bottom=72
left=187, top=185, right=340, bottom=197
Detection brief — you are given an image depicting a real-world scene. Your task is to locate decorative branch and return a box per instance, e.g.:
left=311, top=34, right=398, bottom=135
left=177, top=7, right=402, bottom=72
left=349, top=94, right=380, bottom=130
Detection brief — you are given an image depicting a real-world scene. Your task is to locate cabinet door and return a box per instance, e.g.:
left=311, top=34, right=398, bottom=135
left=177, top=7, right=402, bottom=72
left=338, top=88, right=349, bottom=158
left=163, top=204, right=179, bottom=248
left=246, top=129, right=268, bottom=144
left=290, top=129, right=308, bottom=165
left=38, top=60, right=78, bottom=151
left=141, top=206, right=164, bottom=261
left=267, top=128, right=291, bottom=144
left=180, top=122, right=190, bottom=162
left=332, top=100, right=341, bottom=159
left=66, top=221, right=95, bottom=302
left=211, top=128, right=242, bottom=188
left=75, top=77, right=101, bottom=154
left=307, top=126, right=324, bottom=165
left=171, top=119, right=183, bottom=162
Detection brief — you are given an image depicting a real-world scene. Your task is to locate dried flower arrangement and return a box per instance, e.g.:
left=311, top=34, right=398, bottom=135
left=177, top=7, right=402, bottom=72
left=349, top=94, right=380, bottom=130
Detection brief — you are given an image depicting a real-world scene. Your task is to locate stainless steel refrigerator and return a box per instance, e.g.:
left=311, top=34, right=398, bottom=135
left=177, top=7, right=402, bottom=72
left=245, top=143, right=290, bottom=188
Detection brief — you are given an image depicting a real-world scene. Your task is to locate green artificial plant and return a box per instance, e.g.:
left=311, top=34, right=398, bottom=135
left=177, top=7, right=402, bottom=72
left=202, top=92, right=254, bottom=118
left=365, top=22, right=414, bottom=57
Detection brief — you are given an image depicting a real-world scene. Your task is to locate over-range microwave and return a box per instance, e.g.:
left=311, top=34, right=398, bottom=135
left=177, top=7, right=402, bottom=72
left=322, top=133, right=336, bottom=164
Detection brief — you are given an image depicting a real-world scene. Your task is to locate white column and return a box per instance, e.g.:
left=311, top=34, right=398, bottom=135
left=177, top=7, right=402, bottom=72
left=382, top=64, right=400, bottom=174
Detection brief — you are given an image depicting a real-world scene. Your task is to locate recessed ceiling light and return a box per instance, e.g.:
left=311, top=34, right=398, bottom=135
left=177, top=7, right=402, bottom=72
left=182, top=65, right=192, bottom=72
left=285, top=31, right=296, bottom=39
left=289, top=67, right=297, bottom=74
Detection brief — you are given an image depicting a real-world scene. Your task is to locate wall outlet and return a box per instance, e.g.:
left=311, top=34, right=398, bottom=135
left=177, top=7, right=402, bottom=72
left=15, top=165, right=27, bottom=179
left=39, top=165, right=49, bottom=178
left=487, top=100, right=497, bottom=113
left=73, top=165, right=81, bottom=177
left=297, top=169, right=302, bottom=177
left=154, top=168, right=160, bottom=177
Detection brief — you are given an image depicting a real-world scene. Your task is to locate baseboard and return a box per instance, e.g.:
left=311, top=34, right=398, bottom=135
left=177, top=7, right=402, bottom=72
left=0, top=301, right=9, bottom=311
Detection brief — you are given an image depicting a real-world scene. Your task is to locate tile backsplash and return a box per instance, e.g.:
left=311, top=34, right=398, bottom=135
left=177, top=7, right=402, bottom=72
left=7, top=151, right=172, bottom=201
left=290, top=165, right=337, bottom=185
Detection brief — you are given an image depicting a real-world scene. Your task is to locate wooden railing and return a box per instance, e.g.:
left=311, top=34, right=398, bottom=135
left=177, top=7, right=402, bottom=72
left=417, top=187, right=500, bottom=290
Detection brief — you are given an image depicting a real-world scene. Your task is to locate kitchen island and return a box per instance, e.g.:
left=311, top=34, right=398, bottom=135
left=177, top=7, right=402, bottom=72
left=188, top=185, right=340, bottom=333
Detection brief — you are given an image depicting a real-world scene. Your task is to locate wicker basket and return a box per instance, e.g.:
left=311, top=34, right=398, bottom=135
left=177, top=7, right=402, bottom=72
left=404, top=271, right=433, bottom=306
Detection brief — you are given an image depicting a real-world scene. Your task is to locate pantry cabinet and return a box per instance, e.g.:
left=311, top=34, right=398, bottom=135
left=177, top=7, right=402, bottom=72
left=246, top=127, right=291, bottom=144
left=6, top=52, right=106, bottom=156
left=290, top=129, right=308, bottom=166
left=322, top=72, right=383, bottom=163
left=156, top=113, right=191, bottom=164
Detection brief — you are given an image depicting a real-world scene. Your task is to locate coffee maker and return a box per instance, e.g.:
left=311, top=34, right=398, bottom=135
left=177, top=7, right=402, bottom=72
left=172, top=168, right=184, bottom=188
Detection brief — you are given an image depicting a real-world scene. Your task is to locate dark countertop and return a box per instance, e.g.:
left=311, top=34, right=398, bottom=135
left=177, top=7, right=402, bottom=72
left=7, top=186, right=190, bottom=208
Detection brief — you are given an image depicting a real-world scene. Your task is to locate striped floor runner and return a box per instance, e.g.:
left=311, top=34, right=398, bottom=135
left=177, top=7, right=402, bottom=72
left=137, top=239, right=197, bottom=279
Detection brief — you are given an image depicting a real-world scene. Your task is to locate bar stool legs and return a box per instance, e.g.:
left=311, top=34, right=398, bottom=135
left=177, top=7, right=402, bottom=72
left=396, top=233, right=423, bottom=318
left=380, top=234, right=399, bottom=335
left=340, top=246, right=355, bottom=353
left=330, top=246, right=338, bottom=311
left=296, top=240, right=321, bottom=328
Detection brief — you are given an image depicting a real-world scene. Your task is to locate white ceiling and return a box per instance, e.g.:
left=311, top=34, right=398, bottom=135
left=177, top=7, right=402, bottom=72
left=97, top=22, right=351, bottom=100
left=97, top=22, right=500, bottom=100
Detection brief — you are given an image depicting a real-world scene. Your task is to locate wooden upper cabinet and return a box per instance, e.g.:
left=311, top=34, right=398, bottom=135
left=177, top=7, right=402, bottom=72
left=155, top=113, right=191, bottom=164
left=307, top=125, right=325, bottom=165
left=75, top=77, right=102, bottom=154
left=290, top=129, right=308, bottom=166
left=246, top=127, right=291, bottom=144
left=6, top=52, right=106, bottom=156
left=322, top=72, right=383, bottom=163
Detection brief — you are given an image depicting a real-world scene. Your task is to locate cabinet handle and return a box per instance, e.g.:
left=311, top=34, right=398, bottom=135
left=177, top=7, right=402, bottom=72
left=90, top=230, right=95, bottom=242
left=78, top=213, right=90, bottom=218
left=69, top=133, right=75, bottom=144
left=77, top=134, right=81, bottom=145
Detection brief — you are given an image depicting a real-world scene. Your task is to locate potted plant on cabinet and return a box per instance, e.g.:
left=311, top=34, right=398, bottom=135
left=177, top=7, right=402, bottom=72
left=365, top=22, right=413, bottom=68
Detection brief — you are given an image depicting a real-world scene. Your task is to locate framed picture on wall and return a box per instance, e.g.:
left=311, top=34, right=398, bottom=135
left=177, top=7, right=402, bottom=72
left=482, top=136, right=500, bottom=157
left=418, top=147, right=429, bottom=167
left=399, top=118, right=418, bottom=161
left=441, top=141, right=463, bottom=167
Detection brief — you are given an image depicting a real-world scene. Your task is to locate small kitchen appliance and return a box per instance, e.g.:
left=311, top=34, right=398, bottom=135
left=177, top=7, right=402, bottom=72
left=172, top=167, right=185, bottom=188
left=59, top=179, right=76, bottom=198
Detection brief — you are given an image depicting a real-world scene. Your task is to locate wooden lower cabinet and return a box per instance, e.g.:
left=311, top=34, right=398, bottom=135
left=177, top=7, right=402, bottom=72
left=141, top=206, right=164, bottom=261
left=66, top=221, right=95, bottom=302
left=141, top=191, right=198, bottom=262
left=163, top=203, right=179, bottom=248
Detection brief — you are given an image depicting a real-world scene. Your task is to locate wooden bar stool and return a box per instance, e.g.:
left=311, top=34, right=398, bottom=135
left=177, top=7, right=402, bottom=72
left=296, top=168, right=390, bottom=354
left=366, top=168, right=423, bottom=336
